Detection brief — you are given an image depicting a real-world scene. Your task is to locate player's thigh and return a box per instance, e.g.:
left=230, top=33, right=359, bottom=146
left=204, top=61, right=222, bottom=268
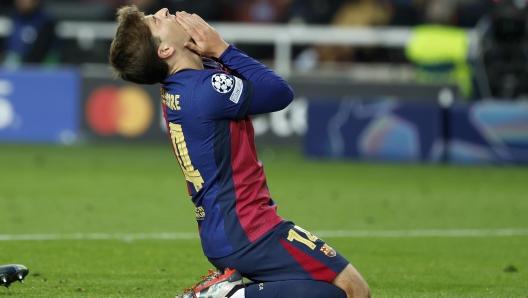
left=208, top=221, right=349, bottom=282
left=332, top=264, right=371, bottom=298
left=272, top=222, right=351, bottom=283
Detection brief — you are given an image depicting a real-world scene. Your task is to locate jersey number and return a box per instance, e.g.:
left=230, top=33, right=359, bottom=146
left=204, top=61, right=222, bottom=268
left=287, top=226, right=319, bottom=250
left=169, top=123, right=204, bottom=192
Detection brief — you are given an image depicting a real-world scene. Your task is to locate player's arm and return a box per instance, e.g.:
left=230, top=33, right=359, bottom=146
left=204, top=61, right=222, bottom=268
left=176, top=12, right=294, bottom=116
left=217, top=45, right=294, bottom=116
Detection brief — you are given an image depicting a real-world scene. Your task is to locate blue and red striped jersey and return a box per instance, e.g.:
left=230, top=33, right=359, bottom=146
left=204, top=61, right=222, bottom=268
left=161, top=45, right=294, bottom=258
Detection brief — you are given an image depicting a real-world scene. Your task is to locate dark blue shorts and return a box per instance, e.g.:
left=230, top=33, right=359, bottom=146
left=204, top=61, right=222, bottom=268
left=208, top=221, right=350, bottom=283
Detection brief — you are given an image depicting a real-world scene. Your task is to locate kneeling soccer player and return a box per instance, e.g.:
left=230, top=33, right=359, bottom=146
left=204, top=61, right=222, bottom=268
left=109, top=6, right=370, bottom=298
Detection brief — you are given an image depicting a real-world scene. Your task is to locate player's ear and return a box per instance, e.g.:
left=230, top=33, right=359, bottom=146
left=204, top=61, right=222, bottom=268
left=158, top=45, right=175, bottom=59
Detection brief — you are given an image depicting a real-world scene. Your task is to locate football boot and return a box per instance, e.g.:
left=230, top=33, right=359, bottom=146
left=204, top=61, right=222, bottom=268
left=175, top=268, right=243, bottom=298
left=0, top=264, right=29, bottom=288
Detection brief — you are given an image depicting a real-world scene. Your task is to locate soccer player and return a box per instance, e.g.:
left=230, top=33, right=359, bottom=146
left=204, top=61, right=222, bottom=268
left=109, top=6, right=370, bottom=298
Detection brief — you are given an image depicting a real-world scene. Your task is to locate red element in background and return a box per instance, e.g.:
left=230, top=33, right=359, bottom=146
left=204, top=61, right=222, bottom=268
left=86, top=86, right=120, bottom=136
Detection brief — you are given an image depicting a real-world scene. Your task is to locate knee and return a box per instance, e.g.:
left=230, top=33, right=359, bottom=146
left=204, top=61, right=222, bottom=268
left=332, top=264, right=371, bottom=298
left=342, top=280, right=370, bottom=298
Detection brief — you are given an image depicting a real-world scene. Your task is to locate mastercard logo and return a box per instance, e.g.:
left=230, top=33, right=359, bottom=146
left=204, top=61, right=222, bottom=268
left=86, top=85, right=154, bottom=137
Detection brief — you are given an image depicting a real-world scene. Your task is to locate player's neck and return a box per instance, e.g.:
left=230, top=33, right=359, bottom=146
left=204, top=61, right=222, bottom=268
left=169, top=50, right=204, bottom=75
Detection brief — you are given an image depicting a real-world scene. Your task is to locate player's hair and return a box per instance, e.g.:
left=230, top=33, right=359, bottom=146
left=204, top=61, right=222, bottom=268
left=109, top=5, right=169, bottom=85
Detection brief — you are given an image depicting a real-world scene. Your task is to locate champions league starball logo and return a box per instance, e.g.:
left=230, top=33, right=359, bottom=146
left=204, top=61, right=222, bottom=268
left=211, top=74, right=234, bottom=94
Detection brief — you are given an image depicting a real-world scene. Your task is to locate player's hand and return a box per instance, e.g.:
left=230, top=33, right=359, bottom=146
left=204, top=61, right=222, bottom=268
left=176, top=11, right=229, bottom=58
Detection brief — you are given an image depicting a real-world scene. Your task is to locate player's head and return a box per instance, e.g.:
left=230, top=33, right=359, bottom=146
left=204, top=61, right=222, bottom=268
left=109, top=5, right=168, bottom=84
left=110, top=5, right=195, bottom=85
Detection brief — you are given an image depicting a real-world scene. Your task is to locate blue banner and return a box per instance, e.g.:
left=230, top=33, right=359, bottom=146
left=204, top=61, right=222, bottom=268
left=0, top=67, right=80, bottom=143
left=304, top=99, right=443, bottom=162
left=305, top=98, right=528, bottom=164
left=449, top=101, right=528, bottom=164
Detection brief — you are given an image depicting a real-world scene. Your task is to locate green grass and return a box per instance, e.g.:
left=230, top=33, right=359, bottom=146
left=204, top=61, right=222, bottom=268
left=1, top=144, right=527, bottom=297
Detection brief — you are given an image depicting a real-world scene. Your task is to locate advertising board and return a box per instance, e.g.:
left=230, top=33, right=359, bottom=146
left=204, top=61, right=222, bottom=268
left=449, top=101, right=528, bottom=163
left=0, top=68, right=80, bottom=143
left=304, top=98, right=443, bottom=162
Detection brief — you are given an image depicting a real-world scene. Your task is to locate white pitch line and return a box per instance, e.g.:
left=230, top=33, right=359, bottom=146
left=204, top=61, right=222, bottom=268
left=1, top=229, right=528, bottom=241
left=314, top=229, right=528, bottom=238
left=0, top=232, right=198, bottom=242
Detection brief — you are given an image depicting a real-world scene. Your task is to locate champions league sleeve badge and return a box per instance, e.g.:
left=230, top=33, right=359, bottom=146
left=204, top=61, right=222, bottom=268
left=211, top=73, right=234, bottom=94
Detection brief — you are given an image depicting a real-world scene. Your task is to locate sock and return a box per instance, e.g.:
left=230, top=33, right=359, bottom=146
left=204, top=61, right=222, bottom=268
left=244, top=280, right=346, bottom=298
left=226, top=285, right=245, bottom=298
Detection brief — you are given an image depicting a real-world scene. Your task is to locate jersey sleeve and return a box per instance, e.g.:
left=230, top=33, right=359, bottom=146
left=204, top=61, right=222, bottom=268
left=219, top=45, right=294, bottom=116
left=193, top=71, right=254, bottom=120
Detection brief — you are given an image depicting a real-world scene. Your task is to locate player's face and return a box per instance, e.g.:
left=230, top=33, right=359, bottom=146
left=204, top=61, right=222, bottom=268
left=144, top=8, right=191, bottom=56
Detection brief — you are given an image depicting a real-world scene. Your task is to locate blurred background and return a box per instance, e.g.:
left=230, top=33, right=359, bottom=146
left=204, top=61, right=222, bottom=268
left=1, top=0, right=528, bottom=164
left=1, top=3, right=527, bottom=296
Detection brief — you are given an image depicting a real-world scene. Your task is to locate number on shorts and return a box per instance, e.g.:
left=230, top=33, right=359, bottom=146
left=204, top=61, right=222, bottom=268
left=287, top=225, right=319, bottom=250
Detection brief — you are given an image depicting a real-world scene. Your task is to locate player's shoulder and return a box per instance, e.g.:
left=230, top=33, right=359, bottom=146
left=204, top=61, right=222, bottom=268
left=196, top=70, right=239, bottom=95
left=191, top=70, right=247, bottom=120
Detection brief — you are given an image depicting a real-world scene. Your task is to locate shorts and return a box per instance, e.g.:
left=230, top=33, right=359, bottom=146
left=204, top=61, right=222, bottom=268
left=208, top=221, right=350, bottom=283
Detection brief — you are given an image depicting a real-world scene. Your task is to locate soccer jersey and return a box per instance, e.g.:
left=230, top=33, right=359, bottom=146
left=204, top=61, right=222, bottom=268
left=161, top=45, right=294, bottom=258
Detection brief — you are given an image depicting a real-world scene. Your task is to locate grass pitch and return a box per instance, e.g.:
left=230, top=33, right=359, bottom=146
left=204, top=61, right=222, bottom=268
left=0, top=144, right=527, bottom=297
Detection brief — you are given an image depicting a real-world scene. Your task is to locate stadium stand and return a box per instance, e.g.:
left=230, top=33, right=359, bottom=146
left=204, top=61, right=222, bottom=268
left=0, top=0, right=526, bottom=100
